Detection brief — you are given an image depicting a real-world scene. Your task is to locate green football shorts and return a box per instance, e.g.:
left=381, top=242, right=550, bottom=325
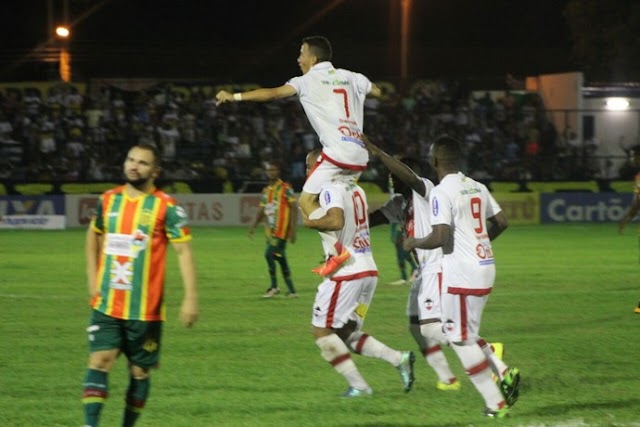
left=87, top=309, right=163, bottom=369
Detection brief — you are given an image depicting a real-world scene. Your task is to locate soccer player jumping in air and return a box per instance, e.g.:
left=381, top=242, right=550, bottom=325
left=216, top=36, right=381, bottom=277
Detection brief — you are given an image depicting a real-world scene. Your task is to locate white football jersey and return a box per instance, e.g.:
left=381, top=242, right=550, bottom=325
left=378, top=178, right=441, bottom=273
left=429, top=172, right=501, bottom=293
left=318, top=181, right=377, bottom=278
left=408, top=178, right=441, bottom=273
left=287, top=62, right=372, bottom=167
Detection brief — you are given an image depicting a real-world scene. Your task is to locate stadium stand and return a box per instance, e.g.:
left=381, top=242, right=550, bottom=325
left=0, top=80, right=631, bottom=194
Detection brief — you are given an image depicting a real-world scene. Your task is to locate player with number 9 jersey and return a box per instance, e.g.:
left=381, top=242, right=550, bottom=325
left=429, top=172, right=502, bottom=294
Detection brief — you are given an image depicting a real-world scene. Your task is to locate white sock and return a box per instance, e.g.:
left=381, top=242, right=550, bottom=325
left=348, top=332, right=402, bottom=366
left=450, top=341, right=505, bottom=410
left=420, top=322, right=457, bottom=384
left=477, top=338, right=509, bottom=381
left=309, top=208, right=339, bottom=256
left=316, top=334, right=368, bottom=390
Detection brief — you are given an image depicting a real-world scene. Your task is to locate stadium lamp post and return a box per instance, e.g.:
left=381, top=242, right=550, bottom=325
left=55, top=25, right=72, bottom=82
left=399, top=0, right=412, bottom=90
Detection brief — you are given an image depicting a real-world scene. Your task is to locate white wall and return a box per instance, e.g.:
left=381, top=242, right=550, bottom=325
left=537, top=72, right=584, bottom=142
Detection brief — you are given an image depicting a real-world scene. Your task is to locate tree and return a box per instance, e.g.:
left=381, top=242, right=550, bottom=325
left=564, top=0, right=640, bottom=81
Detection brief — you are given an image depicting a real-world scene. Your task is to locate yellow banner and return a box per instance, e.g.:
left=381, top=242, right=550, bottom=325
left=493, top=192, right=540, bottom=225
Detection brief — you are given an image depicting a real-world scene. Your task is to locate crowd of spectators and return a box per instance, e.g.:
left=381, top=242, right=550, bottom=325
left=0, top=79, right=628, bottom=193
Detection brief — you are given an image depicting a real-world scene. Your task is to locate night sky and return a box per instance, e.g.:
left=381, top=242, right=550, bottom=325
left=2, top=0, right=573, bottom=84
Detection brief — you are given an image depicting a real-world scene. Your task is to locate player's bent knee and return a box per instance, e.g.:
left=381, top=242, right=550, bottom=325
left=89, top=349, right=119, bottom=371
left=315, top=334, right=345, bottom=362
left=130, top=365, right=150, bottom=379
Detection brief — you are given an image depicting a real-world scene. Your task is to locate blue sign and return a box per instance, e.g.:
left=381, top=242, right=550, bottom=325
left=540, top=193, right=632, bottom=223
left=0, top=195, right=65, bottom=215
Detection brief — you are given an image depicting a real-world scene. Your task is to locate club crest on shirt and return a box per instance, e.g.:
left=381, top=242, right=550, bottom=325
left=139, top=209, right=153, bottom=226
left=131, top=229, right=149, bottom=257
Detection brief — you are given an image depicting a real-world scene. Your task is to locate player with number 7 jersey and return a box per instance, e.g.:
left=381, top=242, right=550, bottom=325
left=286, top=64, right=373, bottom=169
left=215, top=36, right=381, bottom=278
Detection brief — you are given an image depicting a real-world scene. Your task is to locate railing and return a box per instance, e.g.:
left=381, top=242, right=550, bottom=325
left=0, top=178, right=634, bottom=196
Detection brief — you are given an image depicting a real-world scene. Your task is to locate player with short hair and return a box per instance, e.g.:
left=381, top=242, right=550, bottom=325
left=216, top=36, right=381, bottom=277
left=404, top=136, right=519, bottom=418
left=364, top=138, right=460, bottom=391
left=302, top=148, right=414, bottom=397
left=82, top=143, right=198, bottom=427
left=365, top=138, right=510, bottom=393
left=248, top=160, right=298, bottom=298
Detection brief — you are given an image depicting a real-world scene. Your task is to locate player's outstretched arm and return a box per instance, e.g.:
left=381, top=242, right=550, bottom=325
left=216, top=85, right=296, bottom=106
left=362, top=135, right=426, bottom=197
left=172, top=241, right=199, bottom=328
left=369, top=83, right=382, bottom=98
left=369, top=209, right=390, bottom=228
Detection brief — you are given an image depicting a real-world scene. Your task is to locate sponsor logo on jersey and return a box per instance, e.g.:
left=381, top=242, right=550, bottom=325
left=323, top=191, right=332, bottom=204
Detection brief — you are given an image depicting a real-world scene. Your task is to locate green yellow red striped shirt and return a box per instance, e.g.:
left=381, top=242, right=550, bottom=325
left=90, top=186, right=191, bottom=321
left=260, top=179, right=296, bottom=239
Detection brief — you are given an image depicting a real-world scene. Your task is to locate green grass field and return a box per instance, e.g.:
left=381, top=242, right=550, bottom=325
left=1, top=224, right=640, bottom=427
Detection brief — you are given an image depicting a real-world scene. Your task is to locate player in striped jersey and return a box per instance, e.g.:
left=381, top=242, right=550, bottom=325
left=248, top=160, right=298, bottom=298
left=82, top=143, right=198, bottom=427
